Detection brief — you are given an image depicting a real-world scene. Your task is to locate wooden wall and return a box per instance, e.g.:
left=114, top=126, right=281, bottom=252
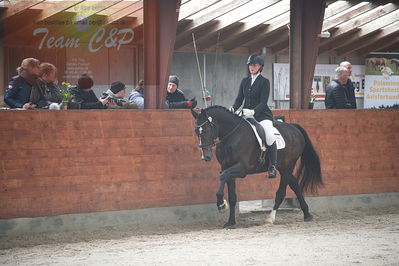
left=0, top=109, right=398, bottom=219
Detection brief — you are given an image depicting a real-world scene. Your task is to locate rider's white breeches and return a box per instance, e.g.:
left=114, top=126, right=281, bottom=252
left=259, top=119, right=277, bottom=146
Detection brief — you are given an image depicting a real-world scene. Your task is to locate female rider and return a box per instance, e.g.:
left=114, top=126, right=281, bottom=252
left=230, top=54, right=277, bottom=178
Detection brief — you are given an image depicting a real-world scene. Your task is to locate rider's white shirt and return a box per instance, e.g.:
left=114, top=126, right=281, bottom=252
left=251, top=73, right=260, bottom=85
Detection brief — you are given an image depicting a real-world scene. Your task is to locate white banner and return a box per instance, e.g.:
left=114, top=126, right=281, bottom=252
left=273, top=63, right=365, bottom=101
left=364, top=53, right=399, bottom=109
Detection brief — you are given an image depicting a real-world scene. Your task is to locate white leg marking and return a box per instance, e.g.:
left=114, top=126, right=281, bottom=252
left=199, top=138, right=205, bottom=160
left=266, top=210, right=276, bottom=224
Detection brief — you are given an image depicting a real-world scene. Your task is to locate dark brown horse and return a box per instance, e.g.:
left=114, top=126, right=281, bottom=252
left=191, top=106, right=323, bottom=228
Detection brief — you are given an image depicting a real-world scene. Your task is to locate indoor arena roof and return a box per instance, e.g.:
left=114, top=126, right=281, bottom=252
left=1, top=0, right=398, bottom=56
left=176, top=0, right=399, bottom=56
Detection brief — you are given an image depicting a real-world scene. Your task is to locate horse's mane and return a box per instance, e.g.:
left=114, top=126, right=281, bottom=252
left=202, top=105, right=242, bottom=119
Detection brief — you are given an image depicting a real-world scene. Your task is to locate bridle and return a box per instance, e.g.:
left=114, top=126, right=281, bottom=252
left=195, top=113, right=245, bottom=150
left=195, top=116, right=219, bottom=149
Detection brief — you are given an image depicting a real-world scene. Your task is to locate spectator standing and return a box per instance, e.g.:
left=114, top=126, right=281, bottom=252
left=340, top=61, right=357, bottom=109
left=325, top=66, right=353, bottom=109
left=165, top=75, right=197, bottom=109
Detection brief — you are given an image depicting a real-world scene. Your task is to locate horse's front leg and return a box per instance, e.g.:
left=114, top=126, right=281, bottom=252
left=216, top=162, right=246, bottom=228
left=216, top=179, right=227, bottom=211
left=224, top=178, right=237, bottom=229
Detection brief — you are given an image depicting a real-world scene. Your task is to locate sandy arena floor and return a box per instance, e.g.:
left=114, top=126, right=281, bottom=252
left=0, top=206, right=398, bottom=266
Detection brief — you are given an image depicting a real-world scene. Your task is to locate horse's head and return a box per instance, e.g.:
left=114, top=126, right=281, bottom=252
left=191, top=109, right=218, bottom=162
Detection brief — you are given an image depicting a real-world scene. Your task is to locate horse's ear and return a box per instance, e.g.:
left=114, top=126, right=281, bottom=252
left=191, top=108, right=200, bottom=119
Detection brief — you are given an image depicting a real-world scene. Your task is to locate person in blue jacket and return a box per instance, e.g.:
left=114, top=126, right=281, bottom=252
left=4, top=58, right=47, bottom=109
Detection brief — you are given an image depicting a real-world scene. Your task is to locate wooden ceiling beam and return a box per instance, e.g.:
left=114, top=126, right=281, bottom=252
left=189, top=0, right=281, bottom=50
left=323, top=1, right=378, bottom=30
left=323, top=0, right=361, bottom=18
left=267, top=38, right=289, bottom=55
left=97, top=1, right=137, bottom=17
left=353, top=33, right=399, bottom=56
left=381, top=41, right=399, bottom=53
left=126, top=9, right=143, bottom=26
left=222, top=0, right=351, bottom=54
left=199, top=1, right=289, bottom=51
left=106, top=2, right=142, bottom=25
left=319, top=3, right=399, bottom=53
left=1, top=0, right=44, bottom=19
left=3, top=1, right=85, bottom=41
left=223, top=13, right=289, bottom=52
left=193, top=21, right=244, bottom=50
left=221, top=24, right=268, bottom=52
left=319, top=8, right=399, bottom=54
left=177, top=0, right=250, bottom=33
left=178, top=0, right=220, bottom=20
left=337, top=21, right=399, bottom=56
left=248, top=28, right=289, bottom=53
left=174, top=0, right=251, bottom=47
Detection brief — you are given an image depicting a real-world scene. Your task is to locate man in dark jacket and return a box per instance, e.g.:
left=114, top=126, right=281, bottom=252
left=340, top=61, right=357, bottom=109
left=70, top=74, right=109, bottom=109
left=325, top=66, right=353, bottom=109
left=165, top=75, right=197, bottom=109
left=4, top=58, right=47, bottom=109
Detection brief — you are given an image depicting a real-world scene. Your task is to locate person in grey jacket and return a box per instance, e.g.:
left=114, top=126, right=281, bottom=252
left=128, top=80, right=144, bottom=109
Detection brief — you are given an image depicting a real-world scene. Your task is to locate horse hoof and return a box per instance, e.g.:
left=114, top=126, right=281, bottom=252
left=217, top=199, right=229, bottom=213
left=265, top=217, right=274, bottom=225
left=223, top=222, right=236, bottom=229
left=304, top=214, right=313, bottom=222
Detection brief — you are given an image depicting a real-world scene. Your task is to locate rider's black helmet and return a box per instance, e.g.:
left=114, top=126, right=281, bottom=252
left=246, top=54, right=264, bottom=66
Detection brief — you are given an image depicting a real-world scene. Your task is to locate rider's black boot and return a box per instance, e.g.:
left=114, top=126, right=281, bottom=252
left=267, top=142, right=278, bottom=178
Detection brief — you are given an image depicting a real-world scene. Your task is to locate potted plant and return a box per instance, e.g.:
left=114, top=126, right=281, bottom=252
left=60, top=82, right=72, bottom=110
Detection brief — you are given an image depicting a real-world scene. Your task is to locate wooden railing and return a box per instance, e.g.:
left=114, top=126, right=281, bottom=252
left=0, top=109, right=398, bottom=219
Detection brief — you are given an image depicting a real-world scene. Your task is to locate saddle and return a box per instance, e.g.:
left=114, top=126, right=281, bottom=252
left=245, top=118, right=286, bottom=170
left=245, top=118, right=286, bottom=150
left=246, top=118, right=267, bottom=151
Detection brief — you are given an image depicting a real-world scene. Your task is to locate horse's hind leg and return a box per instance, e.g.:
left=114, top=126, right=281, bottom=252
left=288, top=174, right=312, bottom=221
left=266, top=177, right=288, bottom=224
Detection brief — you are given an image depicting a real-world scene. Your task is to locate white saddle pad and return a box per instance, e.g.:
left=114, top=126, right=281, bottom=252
left=246, top=121, right=286, bottom=150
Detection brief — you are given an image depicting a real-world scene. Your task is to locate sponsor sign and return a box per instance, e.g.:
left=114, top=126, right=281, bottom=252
left=364, top=53, right=399, bottom=108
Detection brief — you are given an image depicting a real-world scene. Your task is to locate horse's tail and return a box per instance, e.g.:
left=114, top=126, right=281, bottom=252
left=292, top=123, right=323, bottom=194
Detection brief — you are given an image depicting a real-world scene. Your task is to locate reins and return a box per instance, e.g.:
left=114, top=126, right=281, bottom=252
left=218, top=115, right=245, bottom=144
left=196, top=110, right=246, bottom=148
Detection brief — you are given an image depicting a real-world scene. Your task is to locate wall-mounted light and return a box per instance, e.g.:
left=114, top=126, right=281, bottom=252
left=318, top=31, right=331, bottom=38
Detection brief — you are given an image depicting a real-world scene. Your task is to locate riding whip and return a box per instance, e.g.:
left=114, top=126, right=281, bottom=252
left=211, top=31, right=221, bottom=106
left=192, top=33, right=209, bottom=108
